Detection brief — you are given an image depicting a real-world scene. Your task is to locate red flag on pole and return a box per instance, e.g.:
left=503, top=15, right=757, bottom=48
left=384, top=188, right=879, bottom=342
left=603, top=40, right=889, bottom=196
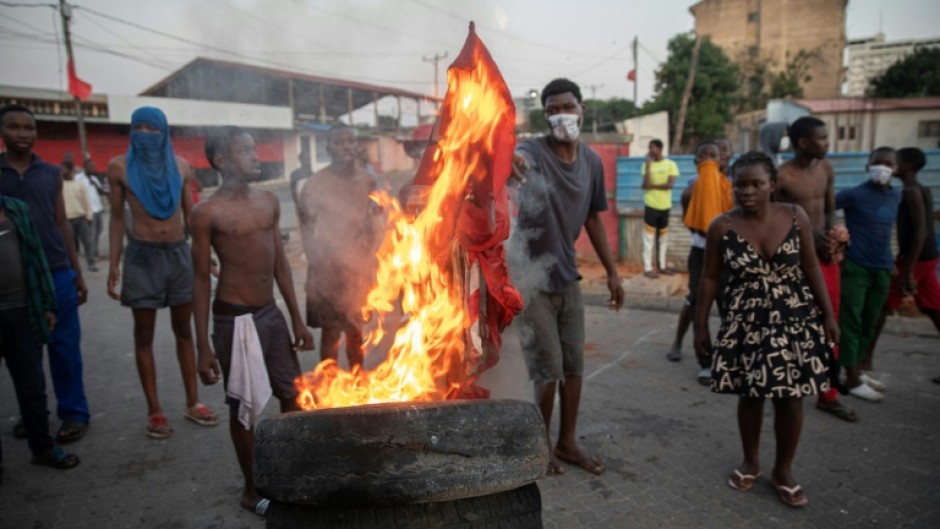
left=67, top=59, right=92, bottom=101
left=626, top=69, right=636, bottom=82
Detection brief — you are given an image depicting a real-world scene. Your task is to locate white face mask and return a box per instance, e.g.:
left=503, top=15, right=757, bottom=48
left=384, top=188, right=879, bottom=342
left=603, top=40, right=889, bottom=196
left=868, top=164, right=893, bottom=185
left=547, top=113, right=581, bottom=142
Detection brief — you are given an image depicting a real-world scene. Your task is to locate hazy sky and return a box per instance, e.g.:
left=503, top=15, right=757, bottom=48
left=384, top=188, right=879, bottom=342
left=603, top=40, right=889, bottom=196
left=1, top=0, right=938, bottom=116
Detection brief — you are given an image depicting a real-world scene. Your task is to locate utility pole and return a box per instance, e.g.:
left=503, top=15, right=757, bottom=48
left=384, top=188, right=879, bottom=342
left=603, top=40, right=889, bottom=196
left=585, top=83, right=604, bottom=134
left=672, top=35, right=701, bottom=153
left=58, top=0, right=89, bottom=162
left=422, top=52, right=448, bottom=100
left=632, top=35, right=639, bottom=105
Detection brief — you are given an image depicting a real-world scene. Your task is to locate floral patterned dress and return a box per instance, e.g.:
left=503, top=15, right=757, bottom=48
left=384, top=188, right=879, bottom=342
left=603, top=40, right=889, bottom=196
left=710, top=207, right=832, bottom=398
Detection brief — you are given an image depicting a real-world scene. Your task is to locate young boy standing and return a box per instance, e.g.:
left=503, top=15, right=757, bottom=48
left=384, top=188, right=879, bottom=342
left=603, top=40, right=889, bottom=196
left=775, top=116, right=857, bottom=422
left=667, top=141, right=733, bottom=388
left=191, top=127, right=313, bottom=515
left=641, top=139, right=680, bottom=278
left=864, top=147, right=940, bottom=379
left=835, top=147, right=901, bottom=402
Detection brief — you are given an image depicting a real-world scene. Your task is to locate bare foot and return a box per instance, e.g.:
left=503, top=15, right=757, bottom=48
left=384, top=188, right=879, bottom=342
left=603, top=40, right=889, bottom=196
left=546, top=454, right=566, bottom=476
left=554, top=446, right=604, bottom=475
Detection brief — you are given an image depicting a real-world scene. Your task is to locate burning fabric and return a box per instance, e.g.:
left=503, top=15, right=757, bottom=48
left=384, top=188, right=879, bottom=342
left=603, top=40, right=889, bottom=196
left=295, top=23, right=522, bottom=410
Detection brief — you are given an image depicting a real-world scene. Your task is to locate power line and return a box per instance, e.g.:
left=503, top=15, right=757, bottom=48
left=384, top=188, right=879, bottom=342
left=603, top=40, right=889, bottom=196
left=71, top=3, right=438, bottom=88
left=0, top=28, right=173, bottom=70
left=422, top=51, right=448, bottom=99
left=288, top=0, right=452, bottom=49
left=567, top=42, right=632, bottom=78
left=406, top=0, right=615, bottom=61
left=0, top=1, right=56, bottom=7
left=75, top=10, right=173, bottom=68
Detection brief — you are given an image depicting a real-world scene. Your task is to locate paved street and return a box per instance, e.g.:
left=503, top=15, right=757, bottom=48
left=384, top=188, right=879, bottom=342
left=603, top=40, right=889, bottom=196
left=1, top=246, right=938, bottom=528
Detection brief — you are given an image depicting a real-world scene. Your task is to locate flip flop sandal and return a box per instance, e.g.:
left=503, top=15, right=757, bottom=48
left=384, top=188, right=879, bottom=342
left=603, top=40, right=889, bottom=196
left=727, top=469, right=761, bottom=492
left=183, top=403, right=220, bottom=427
left=242, top=497, right=271, bottom=517
left=56, top=420, right=89, bottom=444
left=816, top=402, right=859, bottom=423
left=772, top=479, right=808, bottom=507
left=146, top=414, right=174, bottom=439
left=31, top=446, right=81, bottom=470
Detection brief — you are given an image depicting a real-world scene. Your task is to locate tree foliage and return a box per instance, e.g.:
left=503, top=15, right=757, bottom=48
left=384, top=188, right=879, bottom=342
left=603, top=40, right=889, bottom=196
left=738, top=48, right=819, bottom=111
left=867, top=47, right=940, bottom=98
left=645, top=32, right=739, bottom=151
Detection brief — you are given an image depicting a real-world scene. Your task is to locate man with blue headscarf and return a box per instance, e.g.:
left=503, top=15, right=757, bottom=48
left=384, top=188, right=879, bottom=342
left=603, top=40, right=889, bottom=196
left=107, top=107, right=219, bottom=439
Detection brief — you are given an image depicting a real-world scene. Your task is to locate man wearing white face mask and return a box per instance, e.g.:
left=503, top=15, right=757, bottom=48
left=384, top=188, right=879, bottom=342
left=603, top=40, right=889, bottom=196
left=834, top=147, right=901, bottom=402
left=509, top=78, right=623, bottom=476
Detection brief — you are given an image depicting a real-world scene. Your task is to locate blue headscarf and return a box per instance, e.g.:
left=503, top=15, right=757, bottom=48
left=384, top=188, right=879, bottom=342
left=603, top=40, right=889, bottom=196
left=126, top=107, right=182, bottom=220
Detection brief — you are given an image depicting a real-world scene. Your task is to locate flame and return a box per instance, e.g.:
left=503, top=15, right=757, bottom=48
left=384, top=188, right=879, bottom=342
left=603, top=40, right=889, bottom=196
left=295, top=24, right=517, bottom=410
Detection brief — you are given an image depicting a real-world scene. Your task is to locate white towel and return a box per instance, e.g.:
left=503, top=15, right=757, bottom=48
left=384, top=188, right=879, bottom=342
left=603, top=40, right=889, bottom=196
left=226, top=314, right=272, bottom=430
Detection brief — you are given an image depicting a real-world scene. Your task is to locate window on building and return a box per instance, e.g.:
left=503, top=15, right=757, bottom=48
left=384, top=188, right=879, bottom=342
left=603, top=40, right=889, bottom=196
left=848, top=126, right=857, bottom=140
left=919, top=120, right=940, bottom=137
left=748, top=46, right=759, bottom=58
left=838, top=126, right=846, bottom=140
left=748, top=12, right=760, bottom=22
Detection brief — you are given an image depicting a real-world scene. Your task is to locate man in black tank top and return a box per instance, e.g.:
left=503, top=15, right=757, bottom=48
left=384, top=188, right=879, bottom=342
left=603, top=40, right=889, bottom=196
left=863, top=147, right=940, bottom=380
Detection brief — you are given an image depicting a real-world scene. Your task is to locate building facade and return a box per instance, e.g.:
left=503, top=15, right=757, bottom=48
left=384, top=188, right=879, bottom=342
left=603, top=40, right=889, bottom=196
left=844, top=33, right=940, bottom=97
left=690, top=0, right=846, bottom=99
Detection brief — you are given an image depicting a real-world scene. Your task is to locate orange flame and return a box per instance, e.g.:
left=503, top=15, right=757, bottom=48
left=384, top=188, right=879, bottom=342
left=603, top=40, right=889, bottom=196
left=295, top=23, right=517, bottom=410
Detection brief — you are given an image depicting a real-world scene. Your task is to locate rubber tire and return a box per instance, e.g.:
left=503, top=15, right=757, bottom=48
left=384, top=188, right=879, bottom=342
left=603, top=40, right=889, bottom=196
left=265, top=482, right=543, bottom=529
left=254, top=399, right=548, bottom=505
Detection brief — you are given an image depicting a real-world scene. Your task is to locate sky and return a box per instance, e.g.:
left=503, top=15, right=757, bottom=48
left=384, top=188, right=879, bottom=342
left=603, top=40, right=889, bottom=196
left=0, top=0, right=938, bottom=119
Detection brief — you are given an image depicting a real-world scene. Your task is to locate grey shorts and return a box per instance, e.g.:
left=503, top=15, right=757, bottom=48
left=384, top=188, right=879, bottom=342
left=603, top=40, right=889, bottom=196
left=120, top=239, right=193, bottom=309
left=517, top=282, right=585, bottom=383
left=211, top=300, right=302, bottom=405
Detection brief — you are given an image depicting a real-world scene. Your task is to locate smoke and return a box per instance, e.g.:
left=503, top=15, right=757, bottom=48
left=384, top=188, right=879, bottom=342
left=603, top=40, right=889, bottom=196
left=505, top=165, right=558, bottom=296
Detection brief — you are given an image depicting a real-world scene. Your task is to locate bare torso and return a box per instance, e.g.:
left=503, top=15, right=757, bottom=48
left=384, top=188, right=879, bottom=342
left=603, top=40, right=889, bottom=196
left=774, top=158, right=834, bottom=233
left=109, top=154, right=191, bottom=242
left=200, top=188, right=279, bottom=307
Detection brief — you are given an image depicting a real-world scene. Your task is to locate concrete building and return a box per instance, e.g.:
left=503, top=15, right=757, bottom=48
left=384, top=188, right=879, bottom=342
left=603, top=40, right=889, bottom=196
left=0, top=58, right=440, bottom=186
left=689, top=0, right=846, bottom=99
left=844, top=33, right=940, bottom=97
left=0, top=84, right=294, bottom=186
left=726, top=97, right=940, bottom=154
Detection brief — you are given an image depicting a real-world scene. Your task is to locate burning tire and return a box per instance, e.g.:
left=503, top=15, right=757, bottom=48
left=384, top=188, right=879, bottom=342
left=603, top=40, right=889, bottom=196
left=254, top=399, right=548, bottom=505
left=265, top=482, right=542, bottom=529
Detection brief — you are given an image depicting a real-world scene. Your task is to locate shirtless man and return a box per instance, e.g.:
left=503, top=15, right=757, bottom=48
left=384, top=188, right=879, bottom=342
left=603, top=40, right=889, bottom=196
left=300, top=123, right=381, bottom=369
left=774, top=116, right=857, bottom=422
left=107, top=107, right=219, bottom=439
left=191, top=126, right=313, bottom=516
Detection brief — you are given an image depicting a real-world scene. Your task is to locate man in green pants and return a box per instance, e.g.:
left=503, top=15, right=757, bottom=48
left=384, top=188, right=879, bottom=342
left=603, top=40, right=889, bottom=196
left=835, top=147, right=901, bottom=402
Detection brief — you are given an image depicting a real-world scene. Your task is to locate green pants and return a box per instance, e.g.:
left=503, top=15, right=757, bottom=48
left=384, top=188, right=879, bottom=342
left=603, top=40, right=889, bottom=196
left=839, top=258, right=891, bottom=368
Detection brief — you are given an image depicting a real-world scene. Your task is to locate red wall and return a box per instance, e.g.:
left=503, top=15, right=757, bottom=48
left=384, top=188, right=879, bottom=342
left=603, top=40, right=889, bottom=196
left=574, top=141, right=630, bottom=260
left=28, top=123, right=284, bottom=170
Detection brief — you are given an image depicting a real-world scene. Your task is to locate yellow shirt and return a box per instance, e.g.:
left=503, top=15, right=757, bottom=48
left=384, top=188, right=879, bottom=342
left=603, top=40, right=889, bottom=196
left=641, top=158, right=679, bottom=211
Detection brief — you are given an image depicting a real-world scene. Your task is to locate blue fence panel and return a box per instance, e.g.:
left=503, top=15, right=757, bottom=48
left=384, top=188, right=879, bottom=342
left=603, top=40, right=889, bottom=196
left=616, top=150, right=940, bottom=213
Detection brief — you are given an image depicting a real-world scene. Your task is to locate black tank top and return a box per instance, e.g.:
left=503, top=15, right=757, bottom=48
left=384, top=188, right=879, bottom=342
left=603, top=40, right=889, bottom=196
left=897, top=183, right=938, bottom=262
